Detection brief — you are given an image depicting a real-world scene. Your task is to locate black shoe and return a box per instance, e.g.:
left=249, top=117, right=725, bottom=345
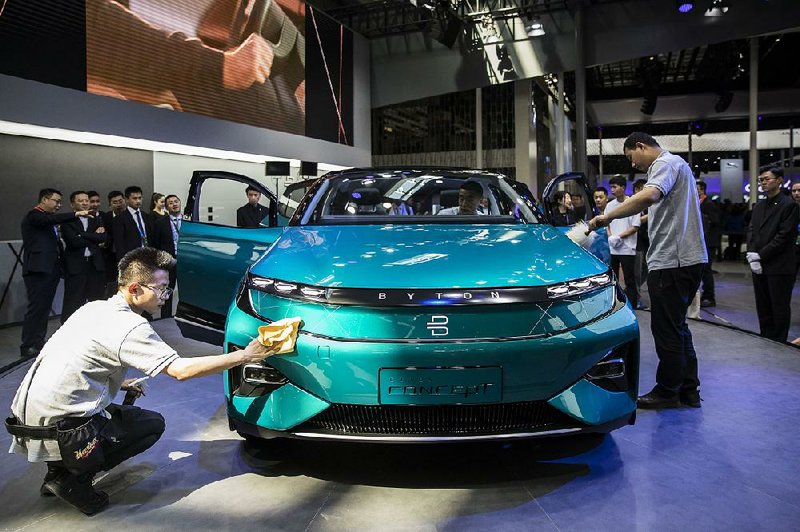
left=700, top=299, right=716, bottom=308
left=42, top=472, right=108, bottom=516
left=40, top=462, right=68, bottom=497
left=637, top=389, right=681, bottom=409
left=680, top=389, right=702, bottom=408
left=20, top=346, right=39, bottom=358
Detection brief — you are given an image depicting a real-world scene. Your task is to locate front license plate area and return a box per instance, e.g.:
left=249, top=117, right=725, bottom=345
left=379, top=367, right=502, bottom=405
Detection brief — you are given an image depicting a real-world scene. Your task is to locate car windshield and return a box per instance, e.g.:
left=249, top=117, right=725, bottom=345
left=298, top=171, right=543, bottom=225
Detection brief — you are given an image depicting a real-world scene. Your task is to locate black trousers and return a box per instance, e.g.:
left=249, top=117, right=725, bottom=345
left=647, top=264, right=704, bottom=394
left=752, top=274, right=795, bottom=343
left=700, top=249, right=716, bottom=301
left=47, top=404, right=164, bottom=476
left=21, top=271, right=60, bottom=350
left=161, top=267, right=177, bottom=319
left=100, top=404, right=165, bottom=472
left=62, top=260, right=105, bottom=324
left=611, top=254, right=638, bottom=308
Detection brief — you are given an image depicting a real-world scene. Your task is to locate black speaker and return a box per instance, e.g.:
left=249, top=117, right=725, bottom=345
left=266, top=161, right=291, bottom=176
left=301, top=161, right=318, bottom=176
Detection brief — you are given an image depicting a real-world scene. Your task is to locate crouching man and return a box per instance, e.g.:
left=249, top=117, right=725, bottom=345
left=6, top=247, right=276, bottom=515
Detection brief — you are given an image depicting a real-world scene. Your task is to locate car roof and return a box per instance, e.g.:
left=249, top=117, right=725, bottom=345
left=321, top=167, right=509, bottom=181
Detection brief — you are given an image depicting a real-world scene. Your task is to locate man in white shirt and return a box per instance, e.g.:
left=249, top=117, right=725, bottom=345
left=8, top=247, right=276, bottom=515
left=605, top=176, right=640, bottom=309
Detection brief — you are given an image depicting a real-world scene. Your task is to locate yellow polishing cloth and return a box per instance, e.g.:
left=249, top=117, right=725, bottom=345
left=257, top=317, right=302, bottom=355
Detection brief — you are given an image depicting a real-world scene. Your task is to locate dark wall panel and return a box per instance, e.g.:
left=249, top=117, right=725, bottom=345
left=0, top=135, right=153, bottom=241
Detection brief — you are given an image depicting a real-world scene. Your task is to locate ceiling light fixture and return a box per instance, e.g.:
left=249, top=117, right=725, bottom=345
left=677, top=1, right=694, bottom=13
left=525, top=17, right=546, bottom=37
left=705, top=0, right=729, bottom=16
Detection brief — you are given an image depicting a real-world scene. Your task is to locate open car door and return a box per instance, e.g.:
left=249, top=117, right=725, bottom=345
left=541, top=172, right=611, bottom=264
left=176, top=170, right=282, bottom=345
left=540, top=172, right=597, bottom=228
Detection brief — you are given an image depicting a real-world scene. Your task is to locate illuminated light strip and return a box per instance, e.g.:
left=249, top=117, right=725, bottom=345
left=0, top=0, right=8, bottom=17
left=309, top=5, right=348, bottom=145
left=0, top=120, right=347, bottom=171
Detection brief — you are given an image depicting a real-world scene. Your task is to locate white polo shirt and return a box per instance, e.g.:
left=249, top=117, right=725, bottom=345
left=9, top=294, right=178, bottom=462
left=604, top=198, right=640, bottom=256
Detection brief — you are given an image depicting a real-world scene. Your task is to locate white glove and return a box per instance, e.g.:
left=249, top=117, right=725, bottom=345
left=608, top=235, right=622, bottom=249
left=746, top=252, right=761, bottom=263
left=749, top=260, right=763, bottom=275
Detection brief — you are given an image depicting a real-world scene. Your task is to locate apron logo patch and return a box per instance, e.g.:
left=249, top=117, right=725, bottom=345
left=74, top=437, right=99, bottom=460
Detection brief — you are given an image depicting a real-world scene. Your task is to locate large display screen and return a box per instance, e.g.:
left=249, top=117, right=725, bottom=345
left=0, top=0, right=353, bottom=145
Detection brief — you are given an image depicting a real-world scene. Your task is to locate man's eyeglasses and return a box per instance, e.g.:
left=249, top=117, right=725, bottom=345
left=141, top=284, right=173, bottom=300
left=46, top=197, right=62, bottom=205
left=757, top=175, right=777, bottom=184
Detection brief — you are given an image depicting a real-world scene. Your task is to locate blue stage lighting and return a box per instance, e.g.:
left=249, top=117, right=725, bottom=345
left=677, top=1, right=694, bottom=13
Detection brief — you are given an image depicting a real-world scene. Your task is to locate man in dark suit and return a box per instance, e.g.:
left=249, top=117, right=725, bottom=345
left=20, top=189, right=91, bottom=357
left=61, top=191, right=107, bottom=323
left=746, top=166, right=799, bottom=342
left=152, top=195, right=182, bottom=318
left=236, top=185, right=269, bottom=228
left=87, top=190, right=103, bottom=218
left=102, top=190, right=127, bottom=296
left=697, top=181, right=721, bottom=307
left=113, top=186, right=154, bottom=262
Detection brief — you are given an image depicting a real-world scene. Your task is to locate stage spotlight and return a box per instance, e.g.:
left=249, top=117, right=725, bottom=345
left=677, top=1, right=694, bottom=13
left=705, top=0, right=729, bottom=16
left=525, top=16, right=546, bottom=37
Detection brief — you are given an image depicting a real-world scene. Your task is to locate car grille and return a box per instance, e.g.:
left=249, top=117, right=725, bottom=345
left=296, top=401, right=578, bottom=436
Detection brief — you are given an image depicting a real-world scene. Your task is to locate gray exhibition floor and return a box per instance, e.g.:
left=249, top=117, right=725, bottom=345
left=0, top=263, right=800, bottom=531
left=1, top=312, right=800, bottom=531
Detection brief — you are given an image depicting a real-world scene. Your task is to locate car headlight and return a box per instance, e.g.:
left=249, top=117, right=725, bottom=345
left=546, top=271, right=613, bottom=300
left=247, top=273, right=329, bottom=302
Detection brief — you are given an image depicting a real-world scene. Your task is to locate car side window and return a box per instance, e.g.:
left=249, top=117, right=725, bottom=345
left=196, top=178, right=273, bottom=227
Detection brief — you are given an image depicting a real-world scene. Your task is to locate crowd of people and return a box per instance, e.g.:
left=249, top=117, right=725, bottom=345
left=18, top=184, right=273, bottom=360
left=18, top=187, right=183, bottom=359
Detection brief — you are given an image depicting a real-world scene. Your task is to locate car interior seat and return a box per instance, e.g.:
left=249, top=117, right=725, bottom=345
left=439, top=189, right=460, bottom=211
left=351, top=187, right=383, bottom=213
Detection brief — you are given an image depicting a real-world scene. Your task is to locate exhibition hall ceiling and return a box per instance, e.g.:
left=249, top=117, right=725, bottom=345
left=309, top=0, right=593, bottom=40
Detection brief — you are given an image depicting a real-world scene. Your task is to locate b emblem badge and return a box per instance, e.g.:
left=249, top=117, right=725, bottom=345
left=426, top=315, right=449, bottom=336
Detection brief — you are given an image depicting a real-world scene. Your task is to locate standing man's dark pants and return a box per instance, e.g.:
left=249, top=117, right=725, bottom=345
left=21, top=271, right=60, bottom=352
left=62, top=260, right=105, bottom=324
left=611, top=254, right=639, bottom=309
left=647, top=264, right=704, bottom=394
left=161, top=268, right=177, bottom=319
left=752, top=274, right=795, bottom=342
left=700, top=249, right=717, bottom=302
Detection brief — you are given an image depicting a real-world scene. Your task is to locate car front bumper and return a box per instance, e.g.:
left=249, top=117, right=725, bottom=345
left=223, top=295, right=639, bottom=442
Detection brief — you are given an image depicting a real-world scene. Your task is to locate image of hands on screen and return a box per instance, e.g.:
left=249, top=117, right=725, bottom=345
left=86, top=0, right=305, bottom=134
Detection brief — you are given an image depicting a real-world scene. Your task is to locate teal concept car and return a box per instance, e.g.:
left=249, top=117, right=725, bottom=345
left=176, top=168, right=639, bottom=444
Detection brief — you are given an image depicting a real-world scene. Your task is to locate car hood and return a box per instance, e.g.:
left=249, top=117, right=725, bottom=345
left=250, top=224, right=606, bottom=289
